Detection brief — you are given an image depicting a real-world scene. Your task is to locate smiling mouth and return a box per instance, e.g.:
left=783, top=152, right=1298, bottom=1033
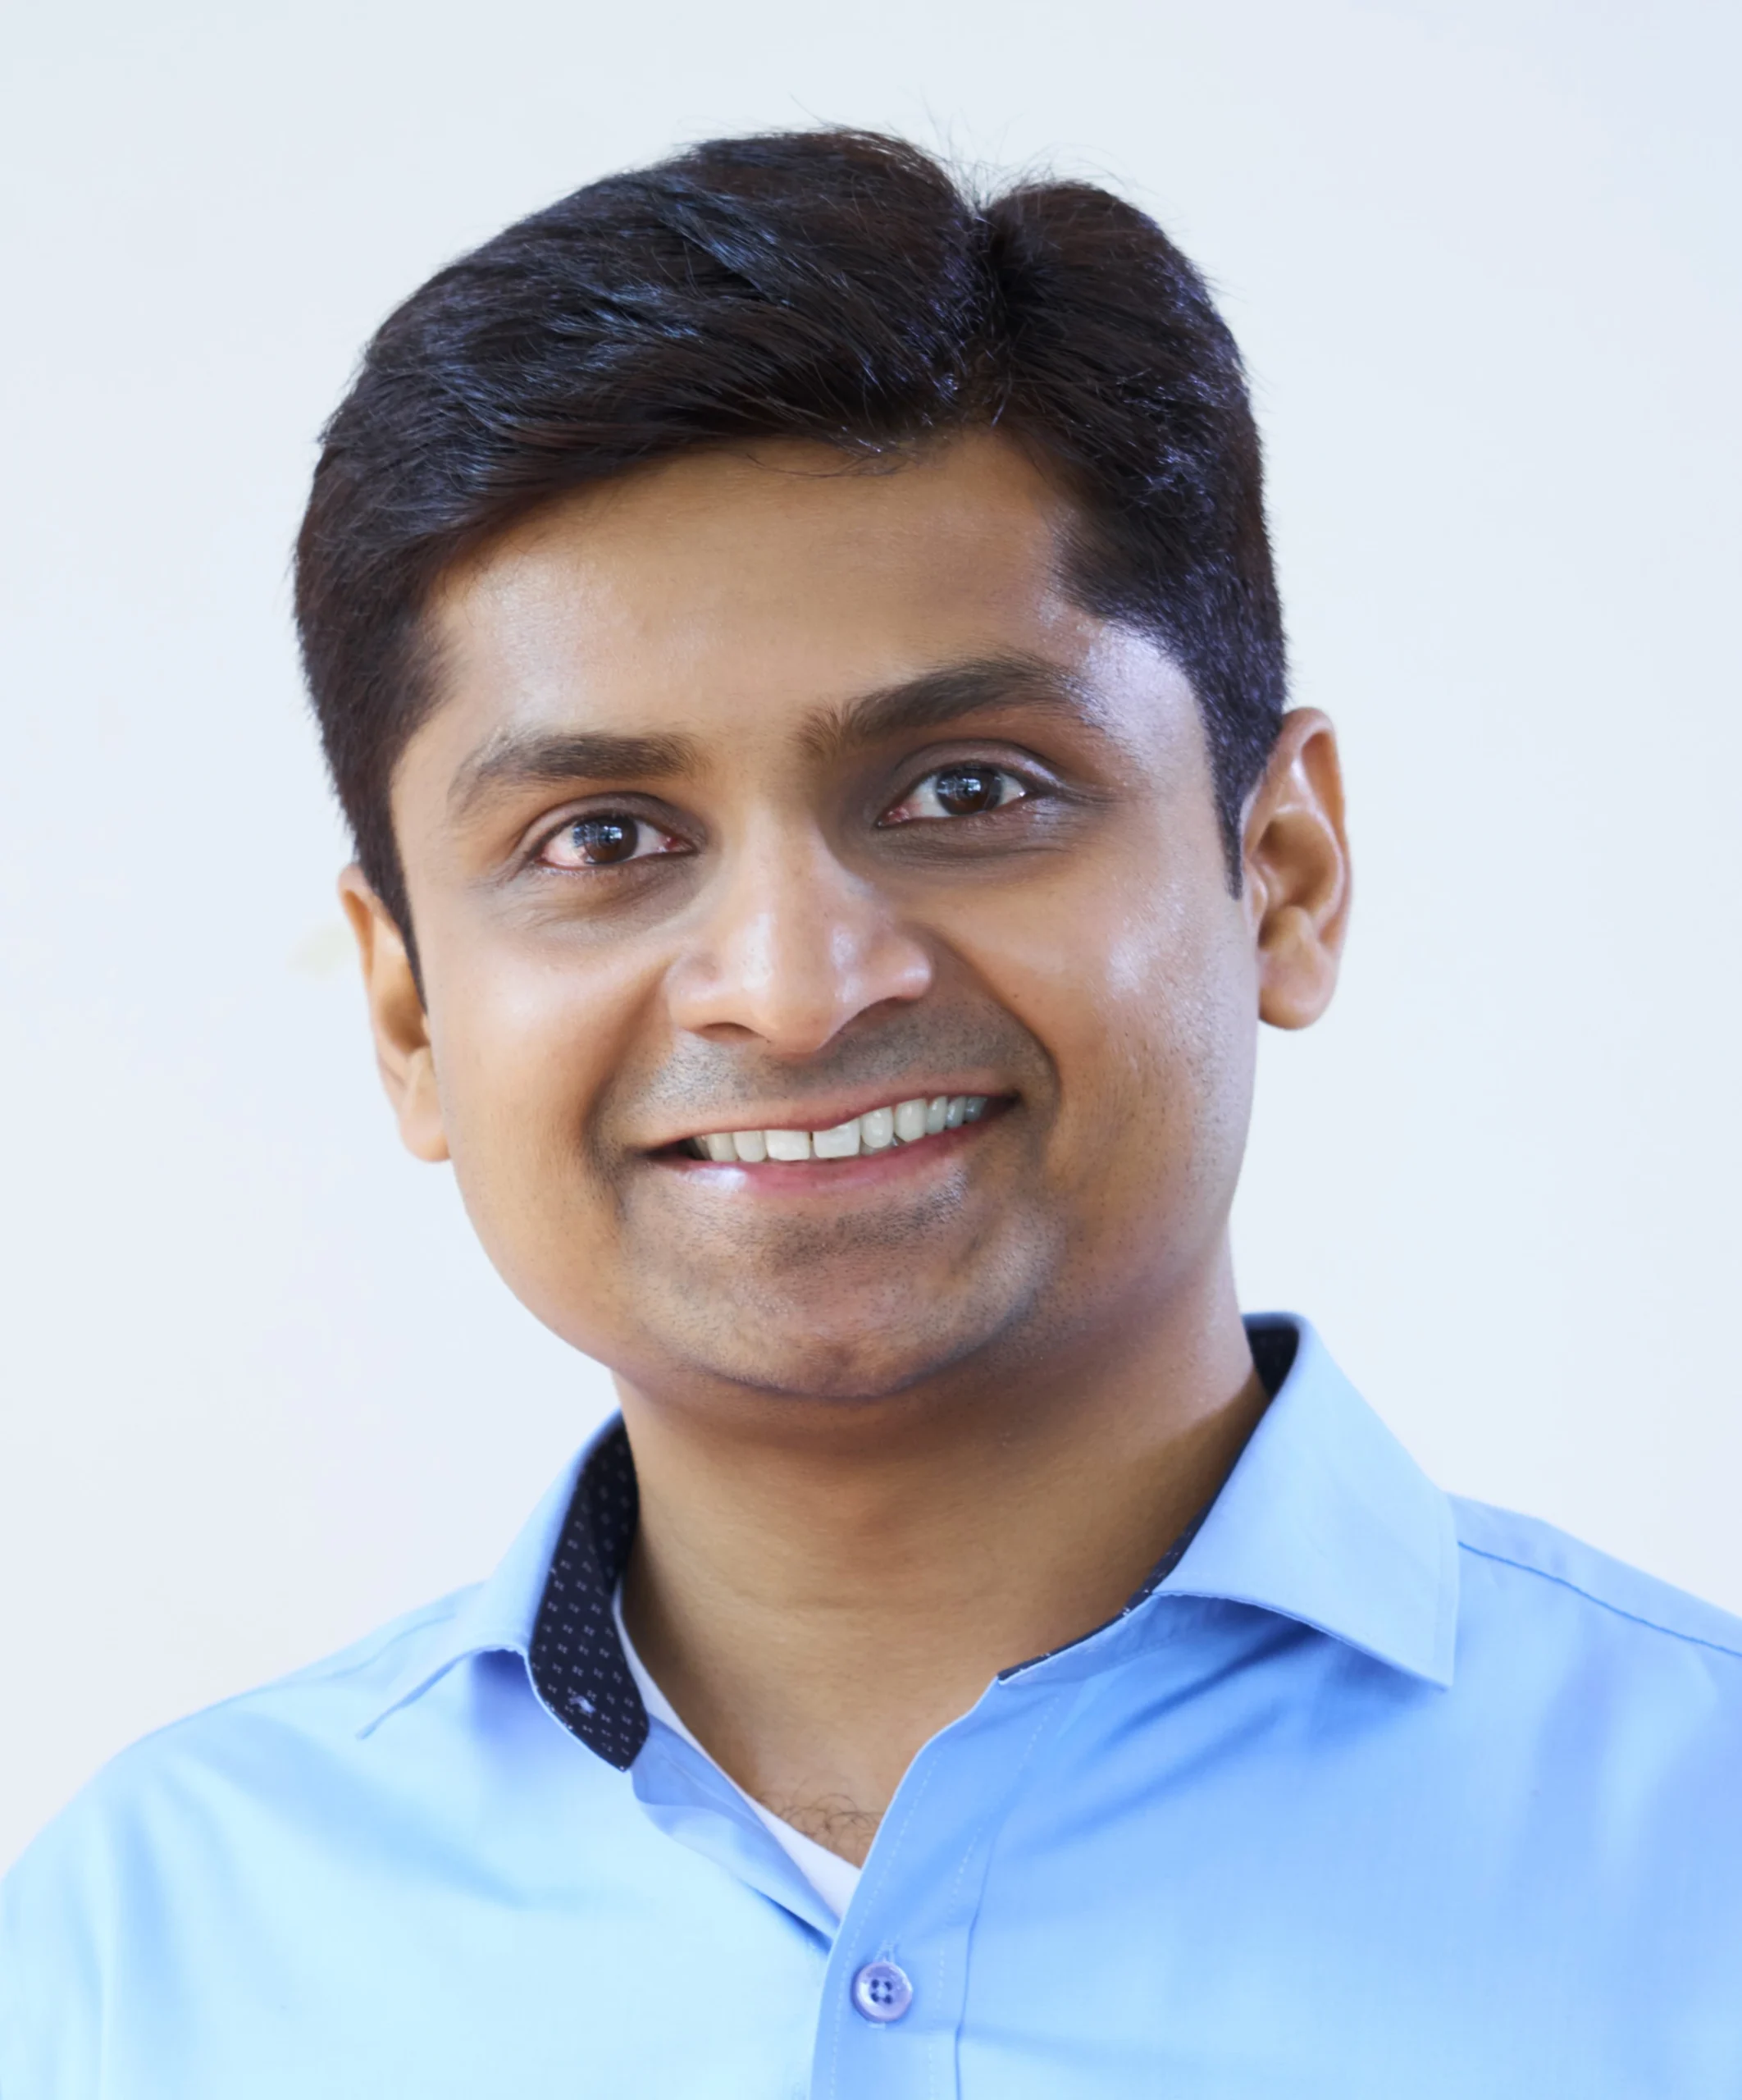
left=675, top=1093, right=995, bottom=1164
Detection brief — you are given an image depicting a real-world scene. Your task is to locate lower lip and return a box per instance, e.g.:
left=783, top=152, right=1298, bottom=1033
left=652, top=1113, right=997, bottom=1195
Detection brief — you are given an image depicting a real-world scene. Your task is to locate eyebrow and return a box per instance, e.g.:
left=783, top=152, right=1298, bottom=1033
left=446, top=653, right=1097, bottom=820
left=449, top=728, right=705, bottom=821
left=798, top=654, right=1101, bottom=760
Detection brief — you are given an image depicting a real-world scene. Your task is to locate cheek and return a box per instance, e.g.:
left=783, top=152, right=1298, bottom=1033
left=981, top=857, right=1257, bottom=1204
left=422, top=925, right=645, bottom=1225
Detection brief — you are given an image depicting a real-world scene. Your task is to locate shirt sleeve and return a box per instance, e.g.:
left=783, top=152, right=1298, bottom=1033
left=1, top=1794, right=115, bottom=2100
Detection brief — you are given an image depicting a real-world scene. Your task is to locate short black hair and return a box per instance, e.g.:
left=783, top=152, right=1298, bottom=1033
left=295, top=129, right=1285, bottom=939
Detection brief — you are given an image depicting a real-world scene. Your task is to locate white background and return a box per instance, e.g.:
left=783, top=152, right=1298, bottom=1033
left=2, top=0, right=1736, bottom=1871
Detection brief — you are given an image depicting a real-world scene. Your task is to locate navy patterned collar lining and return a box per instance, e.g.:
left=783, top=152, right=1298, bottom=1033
left=527, top=1420, right=645, bottom=1768
left=528, top=1319, right=1299, bottom=1771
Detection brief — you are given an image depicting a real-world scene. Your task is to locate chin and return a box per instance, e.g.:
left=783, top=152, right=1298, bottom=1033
left=646, top=1279, right=1023, bottom=1408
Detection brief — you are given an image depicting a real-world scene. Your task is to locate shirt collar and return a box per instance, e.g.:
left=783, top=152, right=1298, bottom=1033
left=359, top=1313, right=1456, bottom=1751
left=1159, top=1315, right=1459, bottom=1687
left=357, top=1427, right=619, bottom=1742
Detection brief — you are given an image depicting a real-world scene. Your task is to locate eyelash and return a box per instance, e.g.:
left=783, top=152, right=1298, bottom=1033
left=532, top=810, right=689, bottom=871
left=878, top=761, right=1040, bottom=826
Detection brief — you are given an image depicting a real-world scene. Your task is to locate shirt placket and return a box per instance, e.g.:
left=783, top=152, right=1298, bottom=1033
left=807, top=1679, right=1080, bottom=2100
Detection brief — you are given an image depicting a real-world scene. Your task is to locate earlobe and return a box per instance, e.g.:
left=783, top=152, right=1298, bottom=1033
left=1243, top=710, right=1352, bottom=1032
left=336, top=867, right=450, bottom=1163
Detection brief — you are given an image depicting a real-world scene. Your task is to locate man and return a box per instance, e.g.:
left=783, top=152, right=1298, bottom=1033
left=3, top=127, right=1739, bottom=2097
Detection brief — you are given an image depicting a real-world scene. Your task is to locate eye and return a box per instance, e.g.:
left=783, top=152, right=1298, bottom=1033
left=881, top=764, right=1033, bottom=824
left=538, top=814, right=684, bottom=870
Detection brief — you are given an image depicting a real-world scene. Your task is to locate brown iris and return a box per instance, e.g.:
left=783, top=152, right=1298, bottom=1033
left=570, top=816, right=639, bottom=864
left=931, top=767, right=1001, bottom=816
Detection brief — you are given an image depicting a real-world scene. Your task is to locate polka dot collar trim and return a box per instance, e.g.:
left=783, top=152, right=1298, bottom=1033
left=527, top=1420, right=648, bottom=1769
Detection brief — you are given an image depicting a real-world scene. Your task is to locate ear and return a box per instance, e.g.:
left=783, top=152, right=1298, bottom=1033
left=338, top=866, right=450, bottom=1162
left=1242, top=710, right=1352, bottom=1030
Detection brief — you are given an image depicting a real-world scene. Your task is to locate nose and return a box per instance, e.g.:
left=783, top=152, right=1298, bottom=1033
left=665, top=822, right=933, bottom=1055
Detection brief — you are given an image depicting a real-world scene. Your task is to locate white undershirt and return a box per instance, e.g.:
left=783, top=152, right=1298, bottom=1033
left=613, top=1588, right=864, bottom=1920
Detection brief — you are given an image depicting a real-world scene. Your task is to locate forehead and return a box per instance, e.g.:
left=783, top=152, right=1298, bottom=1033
left=420, top=432, right=1115, bottom=757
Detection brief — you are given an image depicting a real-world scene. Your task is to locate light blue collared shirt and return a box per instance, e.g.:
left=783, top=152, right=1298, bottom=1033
left=6, top=1317, right=1742, bottom=2097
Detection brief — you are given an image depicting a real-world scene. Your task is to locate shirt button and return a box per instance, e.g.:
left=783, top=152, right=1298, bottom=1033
left=851, top=1960, right=914, bottom=2023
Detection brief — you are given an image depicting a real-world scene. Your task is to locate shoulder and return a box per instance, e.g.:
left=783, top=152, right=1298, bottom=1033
left=1443, top=1497, right=1742, bottom=1914
left=99, top=1584, right=481, bottom=1781
left=7, top=1584, right=478, bottom=1869
left=0, top=1588, right=479, bottom=2073
left=1451, top=1495, right=1742, bottom=1668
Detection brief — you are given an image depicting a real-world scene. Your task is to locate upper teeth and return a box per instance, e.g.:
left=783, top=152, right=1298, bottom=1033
left=694, top=1093, right=989, bottom=1163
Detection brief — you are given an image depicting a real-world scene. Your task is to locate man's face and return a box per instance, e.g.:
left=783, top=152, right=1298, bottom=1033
left=376, top=434, right=1275, bottom=1407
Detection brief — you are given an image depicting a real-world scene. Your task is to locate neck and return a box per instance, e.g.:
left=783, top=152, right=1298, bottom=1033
left=618, top=1240, right=1264, bottom=1865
